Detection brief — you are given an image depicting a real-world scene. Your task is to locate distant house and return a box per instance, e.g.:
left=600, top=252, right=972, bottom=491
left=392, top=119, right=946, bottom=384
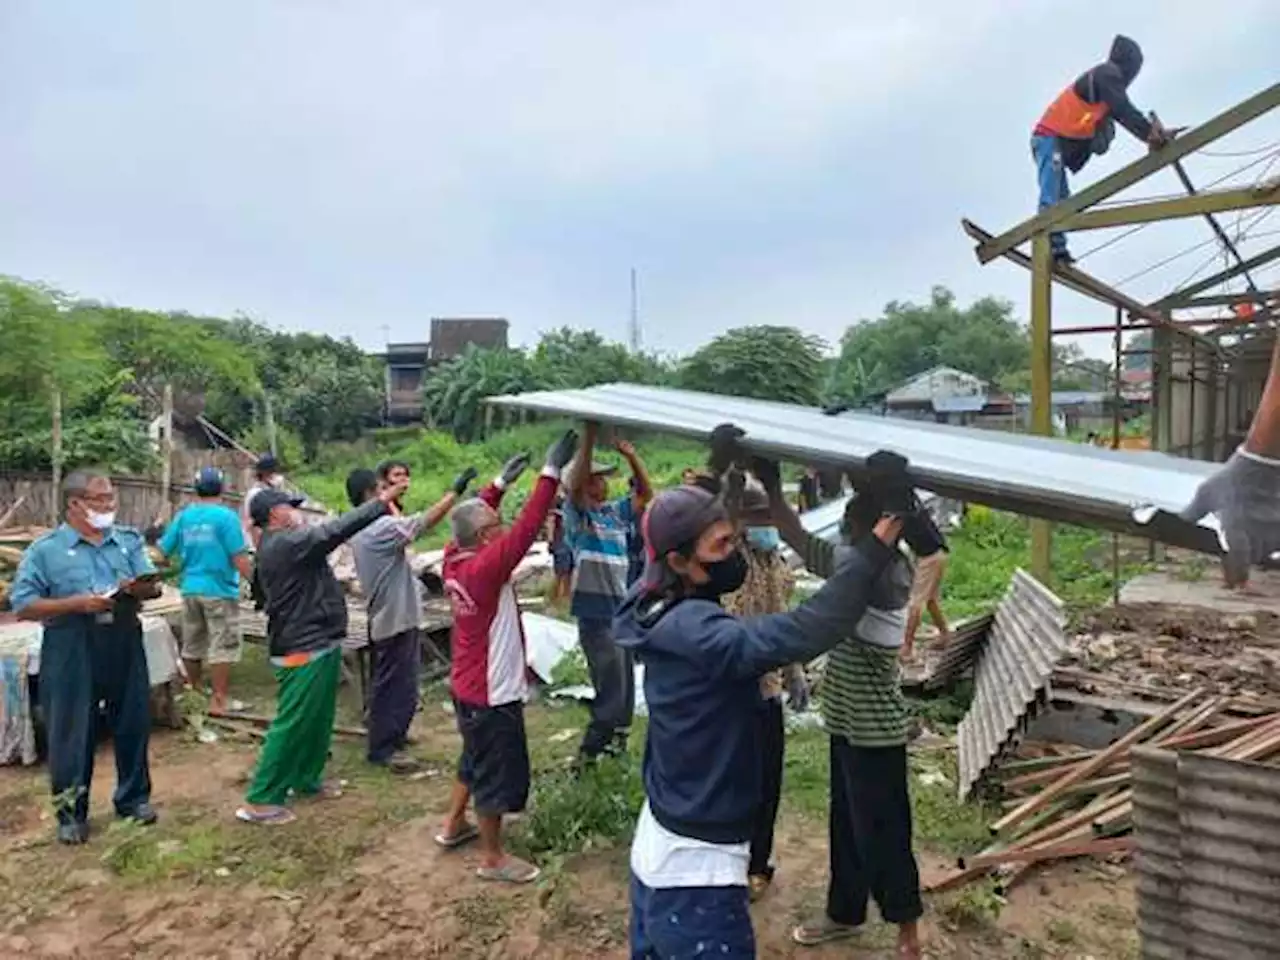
left=884, top=366, right=995, bottom=424
left=376, top=318, right=510, bottom=424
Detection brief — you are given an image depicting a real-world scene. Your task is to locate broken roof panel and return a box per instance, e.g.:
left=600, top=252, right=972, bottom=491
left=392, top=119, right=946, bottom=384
left=488, top=384, right=1220, bottom=553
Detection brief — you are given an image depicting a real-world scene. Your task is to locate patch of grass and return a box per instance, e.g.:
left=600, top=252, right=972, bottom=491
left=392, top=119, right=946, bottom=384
left=1046, top=917, right=1079, bottom=944
left=549, top=648, right=591, bottom=689
left=779, top=725, right=830, bottom=819
left=514, top=753, right=645, bottom=858
left=455, top=891, right=511, bottom=944
left=910, top=749, right=994, bottom=855
left=905, top=680, right=973, bottom=731
left=937, top=877, right=1005, bottom=931
left=943, top=508, right=1153, bottom=620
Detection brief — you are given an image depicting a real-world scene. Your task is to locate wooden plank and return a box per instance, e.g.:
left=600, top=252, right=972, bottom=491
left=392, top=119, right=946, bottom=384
left=1159, top=714, right=1273, bottom=751
left=961, top=836, right=1132, bottom=870
left=991, top=687, right=1204, bottom=836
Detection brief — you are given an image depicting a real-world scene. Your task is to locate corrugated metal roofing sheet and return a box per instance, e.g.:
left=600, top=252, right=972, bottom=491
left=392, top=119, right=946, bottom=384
left=488, top=384, right=1220, bottom=552
left=1132, top=746, right=1184, bottom=960
left=957, top=570, right=1068, bottom=800
left=1133, top=748, right=1280, bottom=960
left=921, top=614, right=994, bottom=693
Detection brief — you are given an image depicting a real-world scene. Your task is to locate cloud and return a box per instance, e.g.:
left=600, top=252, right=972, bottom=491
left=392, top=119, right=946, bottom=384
left=0, top=1, right=1277, bottom=360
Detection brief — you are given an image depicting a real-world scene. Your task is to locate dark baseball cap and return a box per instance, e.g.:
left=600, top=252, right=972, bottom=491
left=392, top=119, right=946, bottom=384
left=640, top=485, right=729, bottom=589
left=250, top=489, right=305, bottom=527
left=254, top=453, right=280, bottom=474
left=194, top=466, right=224, bottom=495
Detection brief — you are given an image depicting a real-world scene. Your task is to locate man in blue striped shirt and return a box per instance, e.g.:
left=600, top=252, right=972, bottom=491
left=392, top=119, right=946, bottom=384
left=564, top=423, right=651, bottom=762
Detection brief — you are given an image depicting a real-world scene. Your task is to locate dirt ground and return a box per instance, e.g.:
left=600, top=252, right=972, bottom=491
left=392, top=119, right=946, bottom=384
left=0, top=652, right=1140, bottom=960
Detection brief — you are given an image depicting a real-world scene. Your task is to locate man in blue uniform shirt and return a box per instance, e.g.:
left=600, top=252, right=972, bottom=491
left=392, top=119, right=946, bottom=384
left=10, top=469, right=163, bottom=844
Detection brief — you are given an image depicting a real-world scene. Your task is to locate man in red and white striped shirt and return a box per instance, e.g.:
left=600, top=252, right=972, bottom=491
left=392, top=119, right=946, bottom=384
left=435, top=430, right=578, bottom=885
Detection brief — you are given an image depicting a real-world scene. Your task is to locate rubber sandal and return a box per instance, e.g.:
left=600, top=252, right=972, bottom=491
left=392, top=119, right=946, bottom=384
left=434, top=822, right=479, bottom=849
left=235, top=806, right=297, bottom=826
left=792, top=917, right=861, bottom=946
left=476, top=857, right=540, bottom=884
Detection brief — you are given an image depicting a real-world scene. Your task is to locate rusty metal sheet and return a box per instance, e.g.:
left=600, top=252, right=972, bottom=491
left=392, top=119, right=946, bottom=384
left=1177, top=753, right=1280, bottom=960
left=957, top=570, right=1068, bottom=799
left=487, top=384, right=1221, bottom=553
left=1132, top=746, right=1185, bottom=960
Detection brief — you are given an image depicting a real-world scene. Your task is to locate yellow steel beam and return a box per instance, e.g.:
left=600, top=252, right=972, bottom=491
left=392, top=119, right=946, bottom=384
left=1029, top=231, right=1053, bottom=582
left=1060, top=181, right=1280, bottom=232
left=976, top=83, right=1280, bottom=263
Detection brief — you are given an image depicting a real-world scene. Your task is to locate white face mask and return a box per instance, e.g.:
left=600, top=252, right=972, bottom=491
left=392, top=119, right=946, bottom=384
left=268, top=475, right=284, bottom=489
left=87, top=510, right=116, bottom=531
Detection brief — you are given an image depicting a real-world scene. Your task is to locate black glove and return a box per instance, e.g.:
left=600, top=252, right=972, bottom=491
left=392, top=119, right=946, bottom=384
left=1180, top=451, right=1280, bottom=586
left=452, top=467, right=479, bottom=496
left=499, top=453, right=530, bottom=487
left=708, top=423, right=747, bottom=474
left=545, top=430, right=579, bottom=471
left=751, top=456, right=782, bottom=496
left=865, top=450, right=918, bottom=517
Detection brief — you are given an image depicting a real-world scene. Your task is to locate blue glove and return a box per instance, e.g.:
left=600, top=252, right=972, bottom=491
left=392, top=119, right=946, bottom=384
left=1180, top=449, right=1280, bottom=586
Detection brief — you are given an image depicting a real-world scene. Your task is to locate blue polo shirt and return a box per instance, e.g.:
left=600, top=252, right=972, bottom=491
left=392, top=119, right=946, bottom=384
left=9, top=524, right=156, bottom=619
left=564, top=495, right=635, bottom=622
left=159, top=502, right=246, bottom=600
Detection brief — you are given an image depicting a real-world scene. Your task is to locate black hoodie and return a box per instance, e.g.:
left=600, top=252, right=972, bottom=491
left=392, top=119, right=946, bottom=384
left=1042, top=35, right=1153, bottom=173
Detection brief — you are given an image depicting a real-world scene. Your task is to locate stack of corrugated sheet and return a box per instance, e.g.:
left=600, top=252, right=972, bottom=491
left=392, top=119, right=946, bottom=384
left=957, top=570, right=1068, bottom=801
left=932, top=692, right=1280, bottom=896
left=919, top=613, right=995, bottom=693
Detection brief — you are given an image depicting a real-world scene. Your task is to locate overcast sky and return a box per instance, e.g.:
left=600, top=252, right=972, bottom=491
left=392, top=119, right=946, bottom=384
left=2, top=2, right=1278, bottom=362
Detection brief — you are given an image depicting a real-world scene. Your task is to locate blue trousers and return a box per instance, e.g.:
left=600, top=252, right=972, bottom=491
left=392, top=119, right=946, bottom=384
left=1031, top=134, right=1069, bottom=255
left=629, top=874, right=756, bottom=959
left=40, top=616, right=152, bottom=827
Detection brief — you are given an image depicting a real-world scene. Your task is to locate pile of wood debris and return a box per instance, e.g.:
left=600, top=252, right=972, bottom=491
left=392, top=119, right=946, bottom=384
left=929, top=689, right=1280, bottom=894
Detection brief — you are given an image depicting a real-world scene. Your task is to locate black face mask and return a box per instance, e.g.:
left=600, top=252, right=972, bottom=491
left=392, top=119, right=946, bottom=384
left=695, top=549, right=749, bottom=599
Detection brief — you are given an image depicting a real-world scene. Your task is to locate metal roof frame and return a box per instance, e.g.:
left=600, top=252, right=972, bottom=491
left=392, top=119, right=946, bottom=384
left=967, top=82, right=1280, bottom=576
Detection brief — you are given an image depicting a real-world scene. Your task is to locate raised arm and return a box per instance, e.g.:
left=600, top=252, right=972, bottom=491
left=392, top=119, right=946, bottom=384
left=701, top=523, right=901, bottom=680
left=754, top=455, right=837, bottom=578
left=296, top=499, right=391, bottom=564
left=567, top=422, right=597, bottom=507
left=466, top=432, right=577, bottom=584
left=616, top=439, right=652, bottom=512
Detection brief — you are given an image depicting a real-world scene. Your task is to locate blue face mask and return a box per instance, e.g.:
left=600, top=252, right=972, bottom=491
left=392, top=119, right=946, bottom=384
left=745, top=526, right=781, bottom=552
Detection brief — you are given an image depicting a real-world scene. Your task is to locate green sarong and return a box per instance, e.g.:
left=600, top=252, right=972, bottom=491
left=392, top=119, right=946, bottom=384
left=245, top=647, right=341, bottom=806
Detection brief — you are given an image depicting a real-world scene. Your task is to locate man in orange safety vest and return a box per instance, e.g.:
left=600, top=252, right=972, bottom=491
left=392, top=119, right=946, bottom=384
left=1032, top=36, right=1170, bottom=265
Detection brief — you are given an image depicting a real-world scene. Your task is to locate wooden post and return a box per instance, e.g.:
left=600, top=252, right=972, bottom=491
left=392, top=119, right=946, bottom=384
left=1029, top=231, right=1054, bottom=582
left=50, top=386, right=63, bottom=527
left=159, top=383, right=174, bottom=520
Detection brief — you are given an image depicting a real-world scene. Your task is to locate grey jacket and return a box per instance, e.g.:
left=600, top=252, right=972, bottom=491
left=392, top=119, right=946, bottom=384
left=257, top=500, right=389, bottom=658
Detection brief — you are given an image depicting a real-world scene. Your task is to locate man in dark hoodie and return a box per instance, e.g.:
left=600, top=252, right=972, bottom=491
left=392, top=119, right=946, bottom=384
left=615, top=430, right=917, bottom=958
left=235, top=478, right=406, bottom=826
left=1033, top=35, right=1169, bottom=264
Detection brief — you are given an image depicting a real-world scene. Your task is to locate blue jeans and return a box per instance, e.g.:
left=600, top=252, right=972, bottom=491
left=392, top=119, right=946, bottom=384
left=1031, top=134, right=1069, bottom=255
left=629, top=874, right=756, bottom=959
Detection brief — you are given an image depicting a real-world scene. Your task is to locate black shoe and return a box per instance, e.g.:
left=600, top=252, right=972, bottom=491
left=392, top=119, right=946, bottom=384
left=56, top=821, right=89, bottom=845
left=118, top=803, right=158, bottom=826
left=1052, top=249, right=1075, bottom=267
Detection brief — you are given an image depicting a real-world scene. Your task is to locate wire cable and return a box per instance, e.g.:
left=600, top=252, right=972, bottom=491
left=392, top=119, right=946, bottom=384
left=1199, top=138, right=1280, bottom=159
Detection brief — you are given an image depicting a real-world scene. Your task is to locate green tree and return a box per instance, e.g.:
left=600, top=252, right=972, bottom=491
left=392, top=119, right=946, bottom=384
left=423, top=346, right=543, bottom=442
left=531, top=327, right=671, bottom=389
left=827, top=287, right=1030, bottom=405
left=678, top=326, right=827, bottom=405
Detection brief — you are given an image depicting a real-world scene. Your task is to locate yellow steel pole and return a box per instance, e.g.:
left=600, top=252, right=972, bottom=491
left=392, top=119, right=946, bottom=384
left=1030, top=231, right=1054, bottom=582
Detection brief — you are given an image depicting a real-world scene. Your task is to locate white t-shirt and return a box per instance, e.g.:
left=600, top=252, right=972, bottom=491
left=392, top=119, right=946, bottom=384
left=629, top=801, right=749, bottom=889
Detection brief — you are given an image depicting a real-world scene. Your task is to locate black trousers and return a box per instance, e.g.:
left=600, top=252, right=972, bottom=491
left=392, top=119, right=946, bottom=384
left=826, top=737, right=923, bottom=927
left=366, top=628, right=421, bottom=763
left=41, top=616, right=152, bottom=827
left=749, top=697, right=785, bottom=878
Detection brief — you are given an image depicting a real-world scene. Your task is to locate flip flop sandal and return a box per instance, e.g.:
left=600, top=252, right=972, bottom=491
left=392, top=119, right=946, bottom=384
left=434, top=823, right=480, bottom=849
left=235, top=806, right=297, bottom=826
left=476, top=858, right=541, bottom=884
left=792, top=919, right=861, bottom=946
